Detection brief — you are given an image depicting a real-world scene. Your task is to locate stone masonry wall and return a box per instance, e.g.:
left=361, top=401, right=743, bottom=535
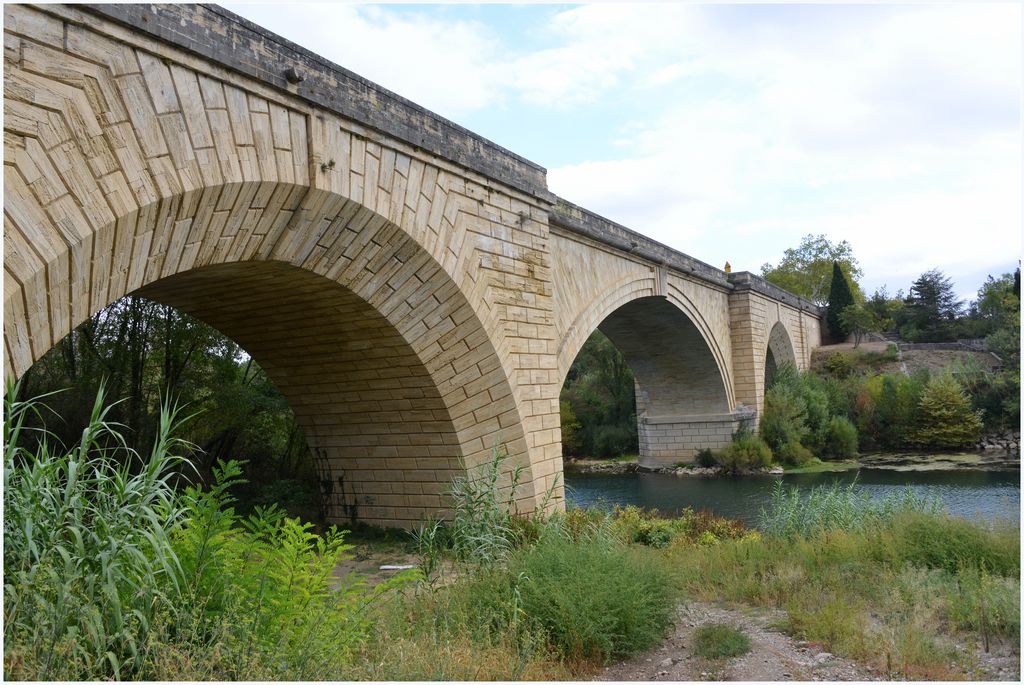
left=639, top=414, right=744, bottom=465
left=3, top=3, right=563, bottom=526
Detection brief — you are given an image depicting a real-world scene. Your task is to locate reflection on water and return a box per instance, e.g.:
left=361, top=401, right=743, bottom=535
left=565, top=468, right=1020, bottom=528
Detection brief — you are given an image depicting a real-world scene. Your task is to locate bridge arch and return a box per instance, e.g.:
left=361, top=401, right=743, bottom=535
left=764, top=321, right=797, bottom=389
left=557, top=276, right=734, bottom=402
left=5, top=180, right=535, bottom=528
left=556, top=275, right=743, bottom=467
left=3, top=5, right=565, bottom=527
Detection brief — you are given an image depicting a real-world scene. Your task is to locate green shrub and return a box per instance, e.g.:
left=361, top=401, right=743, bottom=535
left=610, top=505, right=678, bottom=547
left=760, top=380, right=807, bottom=451
left=555, top=507, right=612, bottom=543
left=559, top=400, right=583, bottom=455
left=504, top=532, right=676, bottom=663
left=441, top=533, right=677, bottom=666
left=3, top=384, right=192, bottom=680
left=716, top=435, right=773, bottom=474
left=607, top=506, right=747, bottom=549
left=448, top=444, right=525, bottom=563
left=945, top=568, right=1020, bottom=644
left=774, top=439, right=814, bottom=466
left=693, top=624, right=751, bottom=659
left=3, top=385, right=394, bottom=680
left=965, top=369, right=1020, bottom=432
left=854, top=372, right=927, bottom=450
left=695, top=448, right=716, bottom=468
left=824, top=351, right=855, bottom=378
left=759, top=363, right=834, bottom=457
left=823, top=376, right=860, bottom=422
left=822, top=416, right=858, bottom=459
left=800, top=374, right=832, bottom=451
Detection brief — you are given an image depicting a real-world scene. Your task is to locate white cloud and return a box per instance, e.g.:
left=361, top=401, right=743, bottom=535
left=543, top=3, right=1021, bottom=294
left=225, top=3, right=506, bottom=117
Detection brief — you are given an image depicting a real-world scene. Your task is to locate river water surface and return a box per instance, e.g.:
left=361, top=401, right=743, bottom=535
left=565, top=468, right=1020, bottom=528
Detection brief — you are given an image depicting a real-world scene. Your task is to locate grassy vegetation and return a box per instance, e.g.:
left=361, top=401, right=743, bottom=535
left=5, top=387, right=1019, bottom=681
left=693, top=624, right=751, bottom=659
left=671, top=483, right=1019, bottom=679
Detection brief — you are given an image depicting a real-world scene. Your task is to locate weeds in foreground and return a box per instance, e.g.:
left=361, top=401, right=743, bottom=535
left=413, top=442, right=563, bottom=573
left=7, top=383, right=1019, bottom=681
left=692, top=624, right=751, bottom=659
left=669, top=507, right=1020, bottom=678
left=447, top=443, right=526, bottom=563
left=3, top=385, right=409, bottom=680
left=3, top=383, right=192, bottom=679
left=759, top=478, right=941, bottom=539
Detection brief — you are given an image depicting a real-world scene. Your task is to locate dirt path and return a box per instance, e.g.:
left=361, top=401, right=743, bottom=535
left=595, top=601, right=878, bottom=682
left=595, top=600, right=1020, bottom=682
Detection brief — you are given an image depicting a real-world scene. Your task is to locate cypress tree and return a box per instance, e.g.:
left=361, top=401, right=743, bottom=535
left=826, top=260, right=855, bottom=342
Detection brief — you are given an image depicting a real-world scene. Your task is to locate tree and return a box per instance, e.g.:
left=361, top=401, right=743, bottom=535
left=864, top=286, right=904, bottom=332
left=911, top=374, right=983, bottom=448
left=15, top=295, right=316, bottom=504
left=898, top=269, right=963, bottom=342
left=761, top=234, right=863, bottom=306
left=560, top=331, right=638, bottom=457
left=826, top=261, right=855, bottom=342
left=972, top=270, right=1020, bottom=334
left=838, top=303, right=879, bottom=347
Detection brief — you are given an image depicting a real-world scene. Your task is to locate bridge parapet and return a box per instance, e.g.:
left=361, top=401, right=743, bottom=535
left=550, top=197, right=731, bottom=290
left=727, top=271, right=822, bottom=316
left=551, top=198, right=825, bottom=321
left=80, top=2, right=550, bottom=200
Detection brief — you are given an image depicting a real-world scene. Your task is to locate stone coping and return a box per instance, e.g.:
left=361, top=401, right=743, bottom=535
left=550, top=197, right=732, bottom=289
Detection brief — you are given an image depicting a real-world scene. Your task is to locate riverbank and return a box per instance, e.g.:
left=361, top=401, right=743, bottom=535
left=565, top=449, right=1020, bottom=477
left=335, top=498, right=1019, bottom=681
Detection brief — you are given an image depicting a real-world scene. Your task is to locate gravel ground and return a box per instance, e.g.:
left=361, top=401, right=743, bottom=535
left=594, top=600, right=1020, bottom=682
left=595, top=601, right=878, bottom=682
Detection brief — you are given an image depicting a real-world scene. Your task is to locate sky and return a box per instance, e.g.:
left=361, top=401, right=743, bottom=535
left=225, top=2, right=1022, bottom=303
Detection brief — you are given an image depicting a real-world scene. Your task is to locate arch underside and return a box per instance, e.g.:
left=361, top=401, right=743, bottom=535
left=765, top=321, right=797, bottom=389
left=598, top=296, right=730, bottom=418
left=138, top=261, right=466, bottom=526
left=584, top=295, right=741, bottom=466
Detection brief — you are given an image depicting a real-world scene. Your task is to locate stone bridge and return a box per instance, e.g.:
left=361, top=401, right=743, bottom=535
left=3, top=4, right=823, bottom=528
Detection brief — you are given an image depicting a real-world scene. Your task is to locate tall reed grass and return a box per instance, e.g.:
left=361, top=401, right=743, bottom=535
left=759, top=478, right=942, bottom=539
left=4, top=385, right=403, bottom=680
left=4, top=383, right=192, bottom=679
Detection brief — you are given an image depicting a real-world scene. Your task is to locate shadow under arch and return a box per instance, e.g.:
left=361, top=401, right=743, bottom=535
left=764, top=321, right=797, bottom=390
left=557, top=276, right=735, bottom=406
left=5, top=182, right=537, bottom=528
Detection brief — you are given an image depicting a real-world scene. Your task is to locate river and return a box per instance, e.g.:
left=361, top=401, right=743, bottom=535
left=564, top=467, right=1020, bottom=528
